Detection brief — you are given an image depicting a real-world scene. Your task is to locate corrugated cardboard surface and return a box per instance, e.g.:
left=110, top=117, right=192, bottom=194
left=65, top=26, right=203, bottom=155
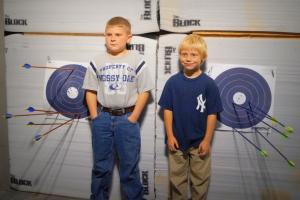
left=5, top=34, right=157, bottom=199
left=4, top=0, right=159, bottom=34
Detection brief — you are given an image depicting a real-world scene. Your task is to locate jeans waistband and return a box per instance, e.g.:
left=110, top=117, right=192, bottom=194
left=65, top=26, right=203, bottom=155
left=102, top=106, right=135, bottom=116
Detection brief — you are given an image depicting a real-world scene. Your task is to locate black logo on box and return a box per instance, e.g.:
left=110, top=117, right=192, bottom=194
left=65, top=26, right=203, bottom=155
left=129, top=43, right=145, bottom=55
left=173, top=15, right=200, bottom=27
left=5, top=15, right=28, bottom=26
left=164, top=46, right=176, bottom=74
left=10, top=175, right=32, bottom=187
left=141, top=0, right=152, bottom=20
left=142, top=171, right=149, bottom=195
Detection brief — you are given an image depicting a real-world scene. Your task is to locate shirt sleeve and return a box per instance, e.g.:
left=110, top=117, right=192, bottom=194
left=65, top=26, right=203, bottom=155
left=82, top=61, right=98, bottom=91
left=158, top=79, right=173, bottom=111
left=136, top=59, right=155, bottom=93
left=206, top=80, right=223, bottom=114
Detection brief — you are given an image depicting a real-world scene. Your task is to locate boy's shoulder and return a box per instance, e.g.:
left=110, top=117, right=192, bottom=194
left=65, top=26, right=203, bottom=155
left=91, top=53, right=107, bottom=63
left=163, top=72, right=181, bottom=85
left=128, top=50, right=142, bottom=56
left=168, top=72, right=182, bottom=81
left=128, top=50, right=145, bottom=62
left=201, top=72, right=214, bottom=81
left=203, top=72, right=218, bottom=84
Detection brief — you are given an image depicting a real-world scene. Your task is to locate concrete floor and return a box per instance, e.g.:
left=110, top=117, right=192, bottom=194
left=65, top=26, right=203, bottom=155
left=0, top=189, right=87, bottom=200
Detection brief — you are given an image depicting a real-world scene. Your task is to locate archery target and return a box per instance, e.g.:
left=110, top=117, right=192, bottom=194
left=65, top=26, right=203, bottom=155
left=215, top=67, right=272, bottom=129
left=46, top=64, right=87, bottom=119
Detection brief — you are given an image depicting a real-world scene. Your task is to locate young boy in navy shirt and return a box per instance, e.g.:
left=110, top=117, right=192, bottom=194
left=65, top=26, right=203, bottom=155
left=159, top=34, right=223, bottom=200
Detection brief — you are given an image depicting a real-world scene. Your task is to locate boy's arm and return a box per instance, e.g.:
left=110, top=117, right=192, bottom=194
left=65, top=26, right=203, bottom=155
left=128, top=91, right=150, bottom=123
left=164, top=109, right=179, bottom=151
left=199, top=113, right=217, bottom=156
left=86, top=90, right=98, bottom=119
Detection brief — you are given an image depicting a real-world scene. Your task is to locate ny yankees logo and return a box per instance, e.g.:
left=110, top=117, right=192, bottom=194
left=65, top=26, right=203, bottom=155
left=196, top=94, right=206, bottom=112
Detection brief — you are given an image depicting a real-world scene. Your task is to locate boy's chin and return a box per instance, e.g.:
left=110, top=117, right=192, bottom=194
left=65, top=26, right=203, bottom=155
left=108, top=49, right=126, bottom=55
left=183, top=66, right=199, bottom=71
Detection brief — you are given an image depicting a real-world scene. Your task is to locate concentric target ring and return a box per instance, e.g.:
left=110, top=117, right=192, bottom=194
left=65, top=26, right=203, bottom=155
left=215, top=67, right=272, bottom=129
left=46, top=64, right=87, bottom=119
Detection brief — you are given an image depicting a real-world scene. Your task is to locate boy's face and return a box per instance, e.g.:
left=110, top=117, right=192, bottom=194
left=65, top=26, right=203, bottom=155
left=179, top=48, right=203, bottom=71
left=105, top=25, right=132, bottom=56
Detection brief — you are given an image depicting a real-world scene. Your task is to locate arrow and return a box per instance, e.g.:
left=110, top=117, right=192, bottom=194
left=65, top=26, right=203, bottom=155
left=5, top=112, right=57, bottom=119
left=249, top=102, right=294, bottom=134
left=234, top=102, right=294, bottom=134
left=233, top=128, right=268, bottom=157
left=21, top=63, right=75, bottom=70
left=255, top=128, right=295, bottom=167
left=7, top=111, right=81, bottom=119
left=26, top=106, right=55, bottom=113
left=33, top=118, right=74, bottom=142
left=27, top=121, right=73, bottom=126
left=5, top=113, right=13, bottom=119
left=233, top=103, right=291, bottom=138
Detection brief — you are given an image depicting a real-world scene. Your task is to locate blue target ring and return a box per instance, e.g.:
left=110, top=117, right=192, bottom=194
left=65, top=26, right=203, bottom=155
left=215, top=67, right=272, bottom=129
left=46, top=64, right=87, bottom=119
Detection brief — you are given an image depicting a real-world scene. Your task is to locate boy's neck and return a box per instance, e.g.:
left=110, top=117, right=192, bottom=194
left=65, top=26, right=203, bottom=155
left=107, top=49, right=129, bottom=57
left=183, top=68, right=202, bottom=79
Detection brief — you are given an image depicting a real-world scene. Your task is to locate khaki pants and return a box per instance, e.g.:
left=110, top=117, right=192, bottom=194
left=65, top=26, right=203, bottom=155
left=168, top=147, right=211, bottom=200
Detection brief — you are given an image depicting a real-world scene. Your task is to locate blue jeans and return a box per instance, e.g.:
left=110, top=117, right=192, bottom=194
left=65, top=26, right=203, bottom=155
left=90, top=111, right=143, bottom=200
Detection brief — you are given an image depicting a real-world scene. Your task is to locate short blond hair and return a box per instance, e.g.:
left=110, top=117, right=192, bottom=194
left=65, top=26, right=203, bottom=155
left=105, top=16, right=131, bottom=34
left=178, top=34, right=208, bottom=60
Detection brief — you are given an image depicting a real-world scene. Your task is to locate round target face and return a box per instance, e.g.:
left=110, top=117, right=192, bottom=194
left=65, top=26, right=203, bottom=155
left=46, top=64, right=87, bottom=119
left=215, top=67, right=272, bottom=129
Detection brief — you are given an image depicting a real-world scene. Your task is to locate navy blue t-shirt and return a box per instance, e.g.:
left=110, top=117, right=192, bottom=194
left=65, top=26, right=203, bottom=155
left=158, top=72, right=223, bottom=151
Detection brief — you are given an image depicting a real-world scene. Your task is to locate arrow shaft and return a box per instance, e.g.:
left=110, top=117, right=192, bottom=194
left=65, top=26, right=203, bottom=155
left=255, top=128, right=290, bottom=162
left=249, top=102, right=286, bottom=127
left=39, top=118, right=74, bottom=138
left=26, top=108, right=81, bottom=118
left=13, top=112, right=58, bottom=117
left=233, top=128, right=263, bottom=152
left=233, top=103, right=273, bottom=121
left=29, top=122, right=72, bottom=126
left=23, top=65, right=74, bottom=70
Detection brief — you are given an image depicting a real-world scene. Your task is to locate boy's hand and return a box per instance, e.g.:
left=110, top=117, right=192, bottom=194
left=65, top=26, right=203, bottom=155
left=90, top=114, right=98, bottom=120
left=198, top=140, right=210, bottom=157
left=168, top=136, right=179, bottom=151
left=127, top=114, right=138, bottom=123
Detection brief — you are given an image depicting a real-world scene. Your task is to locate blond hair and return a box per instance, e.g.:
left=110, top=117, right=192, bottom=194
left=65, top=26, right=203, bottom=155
left=105, top=16, right=131, bottom=34
left=178, top=34, right=208, bottom=60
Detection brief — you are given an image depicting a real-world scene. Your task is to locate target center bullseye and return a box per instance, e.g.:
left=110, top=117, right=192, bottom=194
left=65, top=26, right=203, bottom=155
left=67, top=87, right=79, bottom=99
left=233, top=92, right=246, bottom=105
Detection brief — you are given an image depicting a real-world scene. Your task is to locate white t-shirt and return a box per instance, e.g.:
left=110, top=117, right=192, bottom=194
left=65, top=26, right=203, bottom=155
left=82, top=51, right=154, bottom=108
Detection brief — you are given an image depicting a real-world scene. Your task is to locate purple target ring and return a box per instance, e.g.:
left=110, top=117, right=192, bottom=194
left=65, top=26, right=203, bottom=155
left=46, top=64, right=88, bottom=119
left=215, top=67, right=272, bottom=129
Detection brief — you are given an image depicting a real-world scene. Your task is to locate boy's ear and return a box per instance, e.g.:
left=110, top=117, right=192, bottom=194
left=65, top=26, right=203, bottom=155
left=127, top=34, right=133, bottom=43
